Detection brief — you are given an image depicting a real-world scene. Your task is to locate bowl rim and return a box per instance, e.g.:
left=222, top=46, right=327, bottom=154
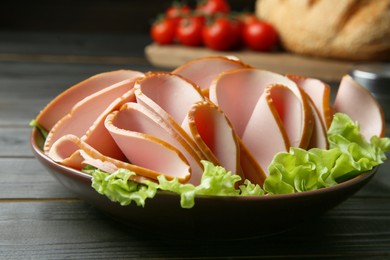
left=30, top=128, right=376, bottom=202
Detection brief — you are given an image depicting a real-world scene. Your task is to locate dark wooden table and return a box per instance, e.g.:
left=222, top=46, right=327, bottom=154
left=1, top=31, right=390, bottom=259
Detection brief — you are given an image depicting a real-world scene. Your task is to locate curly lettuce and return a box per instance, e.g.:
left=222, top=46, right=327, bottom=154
left=86, top=161, right=264, bottom=209
left=263, top=113, right=390, bottom=194
left=84, top=166, right=158, bottom=207
left=158, top=161, right=264, bottom=208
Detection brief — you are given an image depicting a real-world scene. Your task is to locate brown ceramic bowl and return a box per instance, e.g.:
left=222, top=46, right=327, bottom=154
left=30, top=128, right=377, bottom=239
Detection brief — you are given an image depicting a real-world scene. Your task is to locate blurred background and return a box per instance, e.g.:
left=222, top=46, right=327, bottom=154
left=0, top=0, right=388, bottom=101
left=0, top=0, right=255, bottom=33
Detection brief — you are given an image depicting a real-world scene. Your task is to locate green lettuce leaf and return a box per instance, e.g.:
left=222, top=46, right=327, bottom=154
left=264, top=113, right=390, bottom=195
left=158, top=161, right=264, bottom=208
left=157, top=176, right=197, bottom=208
left=87, top=161, right=264, bottom=209
left=86, top=167, right=158, bottom=207
left=29, top=119, right=48, bottom=140
left=195, top=160, right=242, bottom=196
left=239, top=179, right=265, bottom=196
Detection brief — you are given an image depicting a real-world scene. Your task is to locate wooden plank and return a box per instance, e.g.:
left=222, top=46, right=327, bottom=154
left=0, top=32, right=151, bottom=58
left=0, top=198, right=389, bottom=259
left=145, top=43, right=356, bottom=82
left=0, top=158, right=76, bottom=199
left=0, top=127, right=32, bottom=157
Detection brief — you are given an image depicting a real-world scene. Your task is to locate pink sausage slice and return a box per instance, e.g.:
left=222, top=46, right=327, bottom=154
left=182, top=101, right=242, bottom=177
left=239, top=139, right=267, bottom=185
left=134, top=72, right=205, bottom=124
left=306, top=98, right=328, bottom=149
left=44, top=79, right=139, bottom=160
left=36, top=70, right=144, bottom=131
left=288, top=74, right=332, bottom=129
left=172, top=56, right=249, bottom=90
left=242, top=84, right=290, bottom=174
left=48, top=134, right=168, bottom=183
left=102, top=125, right=191, bottom=182
left=105, top=102, right=204, bottom=184
left=209, top=68, right=270, bottom=137
left=134, top=72, right=207, bottom=163
left=268, top=84, right=308, bottom=148
left=209, top=68, right=313, bottom=149
left=333, top=75, right=385, bottom=139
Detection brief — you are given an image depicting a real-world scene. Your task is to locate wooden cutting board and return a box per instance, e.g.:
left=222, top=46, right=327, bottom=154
left=145, top=43, right=356, bottom=82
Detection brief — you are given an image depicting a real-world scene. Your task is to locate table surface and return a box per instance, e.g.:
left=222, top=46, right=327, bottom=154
left=1, top=31, right=390, bottom=259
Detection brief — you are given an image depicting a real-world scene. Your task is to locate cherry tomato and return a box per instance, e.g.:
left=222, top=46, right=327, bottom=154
left=238, top=12, right=258, bottom=25
left=243, top=20, right=278, bottom=51
left=177, top=15, right=205, bottom=46
left=150, top=17, right=177, bottom=45
left=165, top=3, right=192, bottom=27
left=196, top=0, right=230, bottom=15
left=165, top=3, right=191, bottom=18
left=202, top=16, right=242, bottom=51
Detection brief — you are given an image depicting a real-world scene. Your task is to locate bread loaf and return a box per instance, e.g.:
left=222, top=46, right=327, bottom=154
left=255, top=0, right=390, bottom=61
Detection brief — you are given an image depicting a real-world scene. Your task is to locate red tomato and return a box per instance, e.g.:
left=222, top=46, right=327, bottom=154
left=165, top=4, right=191, bottom=18
left=243, top=20, right=278, bottom=51
left=150, top=17, right=177, bottom=45
left=196, top=0, right=230, bottom=15
left=177, top=15, right=205, bottom=46
left=238, top=12, right=258, bottom=25
left=202, top=16, right=242, bottom=51
left=165, top=4, right=192, bottom=41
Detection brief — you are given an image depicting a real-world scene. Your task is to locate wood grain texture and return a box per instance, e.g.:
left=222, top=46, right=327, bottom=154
left=0, top=32, right=151, bottom=57
left=0, top=199, right=389, bottom=259
left=0, top=158, right=75, bottom=199
left=0, top=128, right=32, bottom=157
